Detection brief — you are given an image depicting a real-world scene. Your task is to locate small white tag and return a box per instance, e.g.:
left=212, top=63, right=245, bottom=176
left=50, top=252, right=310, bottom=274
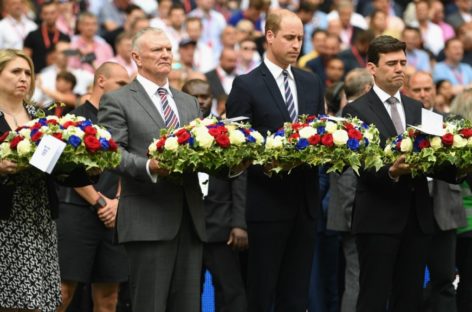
left=410, top=109, right=445, bottom=136
left=198, top=172, right=209, bottom=197
left=224, top=116, right=250, bottom=123
left=29, top=135, right=66, bottom=174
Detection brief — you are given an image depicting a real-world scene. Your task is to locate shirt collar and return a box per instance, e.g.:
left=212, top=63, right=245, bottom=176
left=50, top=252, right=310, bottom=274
left=264, top=57, right=294, bottom=80
left=373, top=83, right=401, bottom=104
left=136, top=74, right=173, bottom=98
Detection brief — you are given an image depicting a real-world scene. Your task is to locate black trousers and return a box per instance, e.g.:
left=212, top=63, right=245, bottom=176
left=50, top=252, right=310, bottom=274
left=456, top=236, right=472, bottom=312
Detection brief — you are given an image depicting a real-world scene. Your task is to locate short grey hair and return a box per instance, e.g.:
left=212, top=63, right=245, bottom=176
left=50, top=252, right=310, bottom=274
left=450, top=89, right=472, bottom=120
left=344, top=68, right=373, bottom=101
left=131, top=27, right=166, bottom=52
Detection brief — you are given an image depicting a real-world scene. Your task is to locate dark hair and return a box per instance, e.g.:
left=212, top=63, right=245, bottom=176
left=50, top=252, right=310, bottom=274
left=125, top=4, right=144, bottom=15
left=367, top=35, right=406, bottom=65
left=445, top=37, right=462, bottom=50
left=436, top=79, right=451, bottom=92
left=353, top=29, right=375, bottom=44
left=169, top=3, right=185, bottom=14
left=402, top=25, right=422, bottom=37
left=56, top=71, right=77, bottom=90
left=310, top=28, right=327, bottom=40
left=325, top=82, right=345, bottom=115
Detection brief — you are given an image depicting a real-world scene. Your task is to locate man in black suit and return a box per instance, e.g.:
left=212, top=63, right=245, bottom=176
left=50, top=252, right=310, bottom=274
left=226, top=9, right=325, bottom=311
left=342, top=35, right=460, bottom=312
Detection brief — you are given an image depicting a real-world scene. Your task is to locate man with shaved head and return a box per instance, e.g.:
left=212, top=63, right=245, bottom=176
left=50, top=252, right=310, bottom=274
left=226, top=9, right=325, bottom=311
left=98, top=28, right=205, bottom=311
left=56, top=62, right=130, bottom=312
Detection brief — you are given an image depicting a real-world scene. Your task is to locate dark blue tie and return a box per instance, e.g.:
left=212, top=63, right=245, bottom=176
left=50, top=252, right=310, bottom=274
left=283, top=70, right=297, bottom=122
left=157, top=88, right=179, bottom=129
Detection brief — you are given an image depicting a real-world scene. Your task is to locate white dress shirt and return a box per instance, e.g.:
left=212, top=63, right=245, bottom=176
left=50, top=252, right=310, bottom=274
left=373, top=84, right=406, bottom=131
left=264, top=57, right=299, bottom=117
left=0, top=15, right=37, bottom=49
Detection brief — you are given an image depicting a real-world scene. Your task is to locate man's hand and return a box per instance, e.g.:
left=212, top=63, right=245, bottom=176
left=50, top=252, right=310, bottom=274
left=149, top=159, right=171, bottom=176
left=388, top=155, right=412, bottom=179
left=0, top=159, right=18, bottom=175
left=227, top=227, right=248, bottom=250
left=96, top=192, right=119, bottom=229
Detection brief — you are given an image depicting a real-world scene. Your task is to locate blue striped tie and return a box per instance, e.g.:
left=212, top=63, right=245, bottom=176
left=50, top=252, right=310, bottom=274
left=157, top=88, right=180, bottom=129
left=282, top=70, right=297, bottom=122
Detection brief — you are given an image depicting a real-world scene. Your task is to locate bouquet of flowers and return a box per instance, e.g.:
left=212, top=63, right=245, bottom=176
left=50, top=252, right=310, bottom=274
left=147, top=116, right=265, bottom=174
left=258, top=115, right=383, bottom=174
left=0, top=114, right=121, bottom=172
left=383, top=120, right=472, bottom=176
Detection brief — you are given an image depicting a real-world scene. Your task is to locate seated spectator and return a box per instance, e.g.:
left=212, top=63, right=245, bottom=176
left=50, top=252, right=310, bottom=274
left=185, top=17, right=217, bottom=73
left=430, top=0, right=455, bottom=42
left=56, top=0, right=78, bottom=37
left=327, top=0, right=368, bottom=30
left=235, top=20, right=255, bottom=45
left=436, top=79, right=455, bottom=109
left=69, top=12, right=114, bottom=73
left=402, top=26, right=431, bottom=72
left=433, top=37, right=472, bottom=94
left=338, top=29, right=374, bottom=74
left=368, top=9, right=401, bottom=38
left=325, top=57, right=345, bottom=87
left=150, top=0, right=172, bottom=29
left=335, top=0, right=367, bottom=50
left=456, top=22, right=472, bottom=66
left=24, top=1, right=70, bottom=73
left=98, top=0, right=130, bottom=33
left=0, top=0, right=37, bottom=49
left=298, top=29, right=327, bottom=68
left=229, top=0, right=263, bottom=32
left=446, top=0, right=472, bottom=30
left=108, top=32, right=137, bottom=77
left=305, top=33, right=341, bottom=84
left=236, top=38, right=260, bottom=75
left=409, top=0, right=444, bottom=56
left=103, top=4, right=146, bottom=51
left=38, top=70, right=77, bottom=116
left=165, top=3, right=188, bottom=61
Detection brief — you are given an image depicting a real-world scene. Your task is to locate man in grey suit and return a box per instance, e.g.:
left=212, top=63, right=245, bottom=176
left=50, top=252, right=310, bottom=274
left=327, top=68, right=373, bottom=312
left=406, top=71, right=467, bottom=312
left=98, top=27, right=205, bottom=311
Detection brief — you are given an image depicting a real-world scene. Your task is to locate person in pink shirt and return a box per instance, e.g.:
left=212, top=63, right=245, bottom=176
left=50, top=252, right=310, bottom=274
left=68, top=12, right=114, bottom=73
left=430, top=0, right=455, bottom=41
left=108, top=32, right=137, bottom=77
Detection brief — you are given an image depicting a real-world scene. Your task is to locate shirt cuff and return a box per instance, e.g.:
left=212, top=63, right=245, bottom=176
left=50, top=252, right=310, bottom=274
left=388, top=170, right=400, bottom=183
left=146, top=159, right=158, bottom=183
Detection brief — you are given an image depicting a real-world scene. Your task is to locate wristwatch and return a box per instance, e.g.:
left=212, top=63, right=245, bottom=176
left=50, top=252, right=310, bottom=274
left=91, top=196, right=107, bottom=211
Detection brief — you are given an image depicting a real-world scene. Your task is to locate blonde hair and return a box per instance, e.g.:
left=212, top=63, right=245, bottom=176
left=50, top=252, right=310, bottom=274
left=0, top=49, right=35, bottom=100
left=450, top=89, right=472, bottom=120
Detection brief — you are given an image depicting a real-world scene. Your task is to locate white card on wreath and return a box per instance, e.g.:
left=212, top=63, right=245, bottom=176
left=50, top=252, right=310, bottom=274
left=29, top=135, right=66, bottom=174
left=409, top=109, right=445, bottom=136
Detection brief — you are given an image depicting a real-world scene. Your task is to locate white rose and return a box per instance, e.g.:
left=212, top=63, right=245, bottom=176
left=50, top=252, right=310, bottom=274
left=46, top=115, right=59, bottom=122
left=400, top=137, right=413, bottom=152
left=196, top=132, right=214, bottom=149
left=445, top=123, right=457, bottom=133
left=453, top=134, right=467, bottom=148
left=40, top=126, right=50, bottom=134
left=164, top=137, right=179, bottom=151
left=0, top=142, right=12, bottom=157
left=364, top=131, right=373, bottom=142
left=97, top=127, right=112, bottom=140
left=63, top=127, right=85, bottom=140
left=16, top=139, right=32, bottom=156
left=251, top=131, right=264, bottom=145
left=192, top=126, right=208, bottom=137
left=430, top=136, right=442, bottom=149
left=76, top=116, right=86, bottom=122
left=60, top=114, right=74, bottom=124
left=298, top=126, right=317, bottom=139
left=384, top=144, right=393, bottom=155
left=148, top=140, right=157, bottom=153
left=325, top=121, right=338, bottom=134
left=266, top=136, right=284, bottom=149
left=229, top=130, right=246, bottom=145
left=201, top=118, right=215, bottom=126
left=332, top=129, right=349, bottom=146
left=19, top=128, right=31, bottom=138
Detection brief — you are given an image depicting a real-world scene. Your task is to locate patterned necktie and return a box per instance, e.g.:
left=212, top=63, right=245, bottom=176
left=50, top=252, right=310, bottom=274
left=386, top=96, right=404, bottom=135
left=282, top=70, right=297, bottom=122
left=157, top=88, right=179, bottom=129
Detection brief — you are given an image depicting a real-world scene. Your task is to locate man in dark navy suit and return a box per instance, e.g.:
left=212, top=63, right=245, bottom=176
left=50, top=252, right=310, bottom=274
left=226, top=9, right=325, bottom=312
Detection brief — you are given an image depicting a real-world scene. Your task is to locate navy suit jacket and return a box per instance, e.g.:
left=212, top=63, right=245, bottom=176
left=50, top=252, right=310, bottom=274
left=226, top=62, right=325, bottom=222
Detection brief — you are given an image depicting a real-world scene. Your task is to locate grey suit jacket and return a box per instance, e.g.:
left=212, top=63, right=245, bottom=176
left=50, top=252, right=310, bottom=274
left=98, top=79, right=205, bottom=243
left=432, top=180, right=467, bottom=231
left=327, top=168, right=357, bottom=232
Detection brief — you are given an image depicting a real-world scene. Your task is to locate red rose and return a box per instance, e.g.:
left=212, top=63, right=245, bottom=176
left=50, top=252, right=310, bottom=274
left=9, top=136, right=23, bottom=149
left=442, top=133, right=454, bottom=146
left=344, top=123, right=354, bottom=131
left=177, top=131, right=191, bottom=144
left=306, top=115, right=316, bottom=122
left=84, top=126, right=97, bottom=136
left=348, top=129, right=363, bottom=140
left=31, top=131, right=43, bottom=142
left=395, top=141, right=402, bottom=151
left=175, top=128, right=187, bottom=136
left=418, top=139, right=430, bottom=149
left=321, top=134, right=334, bottom=147
left=62, top=121, right=76, bottom=129
left=108, top=139, right=118, bottom=152
left=290, top=133, right=300, bottom=139
left=0, top=131, right=10, bottom=143
left=156, top=137, right=166, bottom=151
left=84, top=135, right=101, bottom=152
left=408, top=129, right=416, bottom=138
left=460, top=128, right=472, bottom=138
left=215, top=134, right=230, bottom=148
left=52, top=132, right=63, bottom=141
left=47, top=119, right=58, bottom=125
left=31, top=122, right=42, bottom=129
left=208, top=127, right=221, bottom=137
left=291, top=123, right=305, bottom=131
left=308, top=134, right=321, bottom=145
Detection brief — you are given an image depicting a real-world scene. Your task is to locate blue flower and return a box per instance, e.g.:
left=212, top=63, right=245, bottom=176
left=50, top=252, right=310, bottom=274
left=30, top=128, right=38, bottom=137
left=99, top=138, right=110, bottom=150
left=68, top=135, right=82, bottom=148
left=188, top=137, right=195, bottom=147
left=247, top=135, right=256, bottom=143
left=317, top=126, right=326, bottom=135
left=362, top=122, right=369, bottom=129
left=296, top=138, right=309, bottom=150
left=347, top=138, right=360, bottom=151
left=275, top=129, right=285, bottom=137
left=79, top=120, right=93, bottom=131
left=38, top=118, right=47, bottom=126
left=364, top=138, right=369, bottom=147
left=216, top=121, right=225, bottom=127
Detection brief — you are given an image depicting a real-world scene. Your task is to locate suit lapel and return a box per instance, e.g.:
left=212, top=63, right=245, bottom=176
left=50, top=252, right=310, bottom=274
left=171, top=87, right=193, bottom=125
left=129, top=79, right=166, bottom=128
left=293, top=69, right=307, bottom=115
left=366, top=89, right=398, bottom=138
left=401, top=94, right=420, bottom=127
left=260, top=62, right=292, bottom=121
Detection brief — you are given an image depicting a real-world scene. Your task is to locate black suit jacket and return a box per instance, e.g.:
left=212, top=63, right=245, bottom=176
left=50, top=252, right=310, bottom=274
left=205, top=172, right=247, bottom=242
left=342, top=89, right=458, bottom=235
left=205, top=69, right=227, bottom=100
left=226, top=62, right=325, bottom=221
